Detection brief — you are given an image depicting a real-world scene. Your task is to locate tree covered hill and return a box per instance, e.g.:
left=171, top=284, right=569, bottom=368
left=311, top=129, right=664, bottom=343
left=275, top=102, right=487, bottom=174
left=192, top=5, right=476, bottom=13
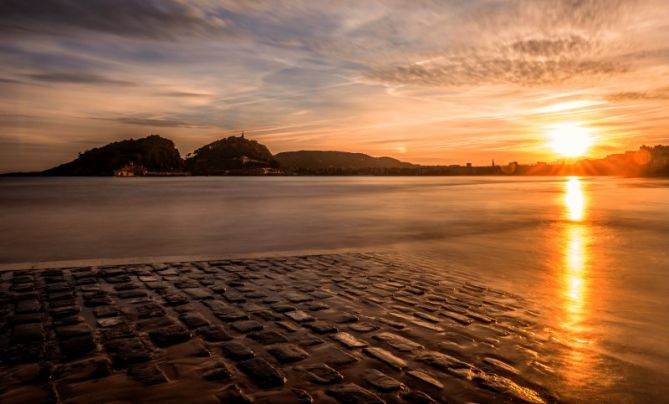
left=185, top=135, right=279, bottom=175
left=42, top=135, right=183, bottom=176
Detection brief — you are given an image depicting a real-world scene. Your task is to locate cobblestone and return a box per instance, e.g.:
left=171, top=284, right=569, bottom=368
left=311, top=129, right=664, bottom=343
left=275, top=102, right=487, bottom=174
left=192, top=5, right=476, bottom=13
left=148, top=324, right=191, bottom=347
left=231, top=320, right=263, bottom=333
left=301, top=363, right=344, bottom=385
left=178, top=312, right=210, bottom=329
left=247, top=330, right=288, bottom=345
left=237, top=357, right=286, bottom=388
left=197, top=325, right=233, bottom=342
left=0, top=253, right=555, bottom=404
left=332, top=332, right=368, bottom=349
left=285, top=310, right=314, bottom=322
left=267, top=343, right=309, bottom=364
left=372, top=332, right=424, bottom=352
left=221, top=341, right=256, bottom=361
left=127, top=363, right=167, bottom=385
left=362, top=368, right=405, bottom=392
left=216, top=384, right=253, bottom=403
left=326, top=383, right=384, bottom=404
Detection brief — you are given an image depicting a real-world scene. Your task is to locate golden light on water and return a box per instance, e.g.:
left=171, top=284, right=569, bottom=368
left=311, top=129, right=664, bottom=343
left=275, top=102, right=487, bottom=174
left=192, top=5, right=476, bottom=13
left=564, top=177, right=586, bottom=221
left=547, top=123, right=595, bottom=158
left=562, top=177, right=588, bottom=334
left=559, top=176, right=593, bottom=387
left=564, top=225, right=586, bottom=328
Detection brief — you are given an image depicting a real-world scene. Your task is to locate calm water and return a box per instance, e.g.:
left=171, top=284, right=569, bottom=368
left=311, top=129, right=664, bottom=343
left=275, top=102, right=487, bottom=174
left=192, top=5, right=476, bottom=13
left=1, top=176, right=668, bottom=400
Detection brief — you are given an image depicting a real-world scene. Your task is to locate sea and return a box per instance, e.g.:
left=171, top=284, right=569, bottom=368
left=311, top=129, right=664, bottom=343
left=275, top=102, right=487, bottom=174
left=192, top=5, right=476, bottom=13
left=1, top=176, right=667, bottom=401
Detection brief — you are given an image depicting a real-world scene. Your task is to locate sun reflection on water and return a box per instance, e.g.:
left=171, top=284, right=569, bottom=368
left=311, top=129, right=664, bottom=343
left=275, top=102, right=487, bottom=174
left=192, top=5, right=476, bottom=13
left=565, top=177, right=585, bottom=222
left=564, top=225, right=586, bottom=331
left=560, top=177, right=593, bottom=387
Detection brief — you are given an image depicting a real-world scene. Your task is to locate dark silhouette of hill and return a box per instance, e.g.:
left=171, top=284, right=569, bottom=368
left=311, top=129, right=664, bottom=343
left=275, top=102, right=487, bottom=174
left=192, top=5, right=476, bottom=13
left=42, top=135, right=183, bottom=176
left=5, top=132, right=669, bottom=177
left=517, top=145, right=669, bottom=176
left=185, top=134, right=279, bottom=175
left=275, top=150, right=416, bottom=174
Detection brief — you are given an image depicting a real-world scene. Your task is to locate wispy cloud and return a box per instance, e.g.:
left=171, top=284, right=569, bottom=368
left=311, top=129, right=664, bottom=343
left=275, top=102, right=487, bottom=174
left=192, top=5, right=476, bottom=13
left=25, top=72, right=135, bottom=86
left=159, top=91, right=212, bottom=98
left=605, top=89, right=669, bottom=102
left=509, top=36, right=593, bottom=57
left=0, top=0, right=235, bottom=40
left=94, top=116, right=209, bottom=129
left=367, top=55, right=626, bottom=87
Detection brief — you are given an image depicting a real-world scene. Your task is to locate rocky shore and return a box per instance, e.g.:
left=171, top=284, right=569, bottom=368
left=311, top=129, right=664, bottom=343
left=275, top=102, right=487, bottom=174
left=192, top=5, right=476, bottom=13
left=0, top=253, right=557, bottom=403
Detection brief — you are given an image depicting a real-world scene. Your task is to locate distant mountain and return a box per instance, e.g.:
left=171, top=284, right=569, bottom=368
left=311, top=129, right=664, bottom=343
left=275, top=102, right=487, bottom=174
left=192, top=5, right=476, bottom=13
left=42, top=135, right=183, bottom=176
left=275, top=150, right=416, bottom=173
left=10, top=133, right=669, bottom=177
left=185, top=135, right=279, bottom=175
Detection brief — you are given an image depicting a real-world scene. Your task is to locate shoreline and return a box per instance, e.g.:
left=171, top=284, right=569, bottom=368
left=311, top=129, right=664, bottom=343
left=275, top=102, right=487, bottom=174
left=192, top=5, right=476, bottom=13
left=0, top=247, right=371, bottom=272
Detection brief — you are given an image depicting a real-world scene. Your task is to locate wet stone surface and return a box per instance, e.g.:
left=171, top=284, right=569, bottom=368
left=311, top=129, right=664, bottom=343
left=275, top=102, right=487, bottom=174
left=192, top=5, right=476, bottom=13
left=267, top=343, right=310, bottom=364
left=148, top=324, right=191, bottom=347
left=198, top=325, right=233, bottom=342
left=237, top=357, right=287, bottom=388
left=362, top=368, right=406, bottom=392
left=0, top=253, right=560, bottom=403
left=327, top=383, right=385, bottom=404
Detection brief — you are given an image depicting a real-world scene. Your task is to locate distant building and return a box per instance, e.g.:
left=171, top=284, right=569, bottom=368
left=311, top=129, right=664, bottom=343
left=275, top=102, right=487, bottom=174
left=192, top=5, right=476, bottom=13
left=114, top=162, right=147, bottom=177
left=501, top=161, right=519, bottom=175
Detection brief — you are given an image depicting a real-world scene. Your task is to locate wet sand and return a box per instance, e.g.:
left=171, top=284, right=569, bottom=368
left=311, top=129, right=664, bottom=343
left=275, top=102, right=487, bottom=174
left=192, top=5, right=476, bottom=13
left=0, top=253, right=655, bottom=403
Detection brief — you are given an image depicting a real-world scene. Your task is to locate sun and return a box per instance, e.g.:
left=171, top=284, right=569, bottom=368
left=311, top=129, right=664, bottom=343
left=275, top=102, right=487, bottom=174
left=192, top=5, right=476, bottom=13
left=547, top=123, right=594, bottom=158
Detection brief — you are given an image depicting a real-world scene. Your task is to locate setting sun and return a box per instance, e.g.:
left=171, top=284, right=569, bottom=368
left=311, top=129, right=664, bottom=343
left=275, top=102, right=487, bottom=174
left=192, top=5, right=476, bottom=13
left=547, top=123, right=595, bottom=158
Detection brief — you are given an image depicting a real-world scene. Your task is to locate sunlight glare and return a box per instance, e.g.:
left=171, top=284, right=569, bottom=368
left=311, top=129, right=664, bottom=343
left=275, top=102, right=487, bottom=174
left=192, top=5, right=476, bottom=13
left=547, top=123, right=594, bottom=158
left=565, top=177, right=585, bottom=221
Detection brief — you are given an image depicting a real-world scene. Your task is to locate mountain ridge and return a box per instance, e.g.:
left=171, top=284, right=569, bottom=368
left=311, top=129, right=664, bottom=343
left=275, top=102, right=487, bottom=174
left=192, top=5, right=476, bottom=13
left=3, top=134, right=669, bottom=177
left=274, top=150, right=416, bottom=172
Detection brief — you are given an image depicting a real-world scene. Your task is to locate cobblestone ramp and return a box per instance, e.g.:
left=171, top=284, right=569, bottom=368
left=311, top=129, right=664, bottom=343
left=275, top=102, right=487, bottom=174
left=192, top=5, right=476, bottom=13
left=0, top=253, right=559, bottom=403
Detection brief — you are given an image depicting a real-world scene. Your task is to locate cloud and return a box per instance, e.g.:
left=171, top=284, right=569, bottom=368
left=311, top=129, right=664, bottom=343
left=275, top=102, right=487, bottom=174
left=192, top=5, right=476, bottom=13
left=367, top=54, right=626, bottom=87
left=0, top=77, right=27, bottom=85
left=159, top=91, right=212, bottom=98
left=510, top=36, right=593, bottom=57
left=95, top=116, right=208, bottom=128
left=25, top=72, right=135, bottom=86
left=0, top=0, right=233, bottom=40
left=333, top=0, right=642, bottom=88
left=605, top=89, right=669, bottom=102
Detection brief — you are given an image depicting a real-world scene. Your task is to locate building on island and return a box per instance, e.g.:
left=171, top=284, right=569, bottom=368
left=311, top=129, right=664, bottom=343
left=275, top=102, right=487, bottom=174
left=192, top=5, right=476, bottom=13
left=114, top=162, right=147, bottom=177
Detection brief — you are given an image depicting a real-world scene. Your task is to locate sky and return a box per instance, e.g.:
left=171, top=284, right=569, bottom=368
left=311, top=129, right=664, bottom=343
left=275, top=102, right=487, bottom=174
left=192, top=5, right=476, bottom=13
left=2, top=0, right=669, bottom=172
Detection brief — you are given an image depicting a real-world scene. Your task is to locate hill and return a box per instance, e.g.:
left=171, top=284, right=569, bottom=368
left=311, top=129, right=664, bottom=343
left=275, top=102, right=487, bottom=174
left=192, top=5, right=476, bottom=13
left=274, top=150, right=416, bottom=174
left=185, top=135, right=279, bottom=175
left=10, top=134, right=669, bottom=177
left=42, top=135, right=183, bottom=176
left=513, top=145, right=669, bottom=176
